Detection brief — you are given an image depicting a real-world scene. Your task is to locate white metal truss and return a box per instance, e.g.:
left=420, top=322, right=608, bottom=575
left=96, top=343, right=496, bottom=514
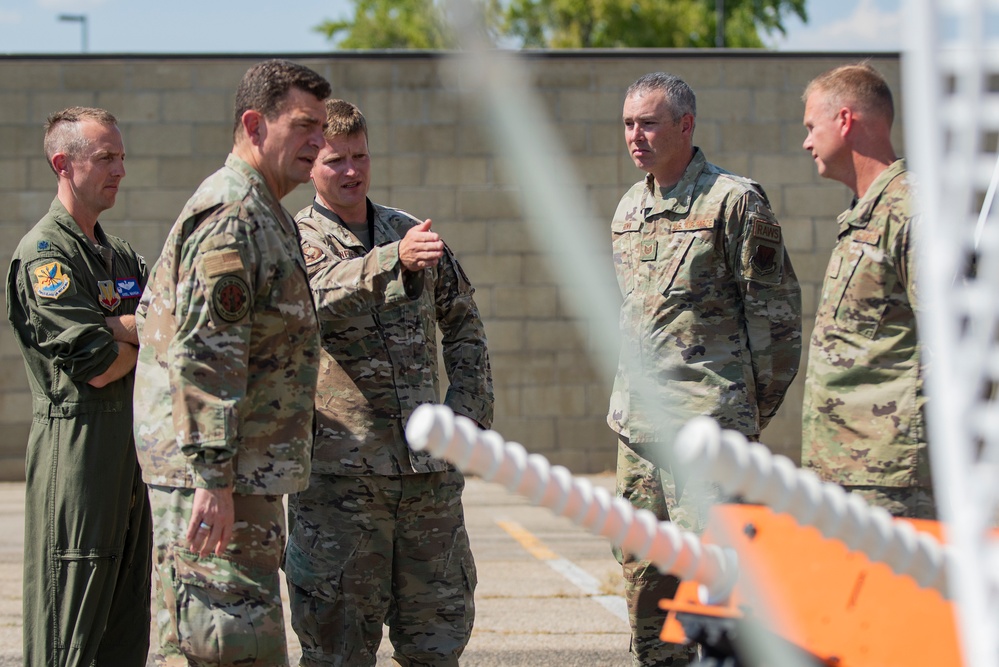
left=904, top=2, right=999, bottom=665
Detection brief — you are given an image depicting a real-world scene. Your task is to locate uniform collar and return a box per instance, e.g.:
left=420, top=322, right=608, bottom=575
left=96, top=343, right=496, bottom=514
left=312, top=198, right=385, bottom=249
left=47, top=197, right=110, bottom=250
left=224, top=153, right=295, bottom=234
left=838, top=158, right=908, bottom=231
left=643, top=148, right=706, bottom=217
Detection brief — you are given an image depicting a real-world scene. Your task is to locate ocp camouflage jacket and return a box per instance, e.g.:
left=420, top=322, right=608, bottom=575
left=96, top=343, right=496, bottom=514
left=134, top=154, right=319, bottom=495
left=297, top=199, right=493, bottom=475
left=802, top=159, right=928, bottom=488
left=607, top=149, right=802, bottom=445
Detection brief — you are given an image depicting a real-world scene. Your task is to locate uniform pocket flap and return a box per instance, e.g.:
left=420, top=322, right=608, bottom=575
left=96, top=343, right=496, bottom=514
left=175, top=547, right=264, bottom=599
left=282, top=537, right=346, bottom=601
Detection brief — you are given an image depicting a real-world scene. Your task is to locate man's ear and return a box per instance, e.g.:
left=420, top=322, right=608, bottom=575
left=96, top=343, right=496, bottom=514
left=51, top=152, right=70, bottom=177
left=241, top=109, right=264, bottom=145
left=837, top=107, right=854, bottom=136
left=681, top=112, right=695, bottom=136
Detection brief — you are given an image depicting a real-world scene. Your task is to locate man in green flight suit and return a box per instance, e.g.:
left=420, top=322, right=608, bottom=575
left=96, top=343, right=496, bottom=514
left=6, top=107, right=152, bottom=666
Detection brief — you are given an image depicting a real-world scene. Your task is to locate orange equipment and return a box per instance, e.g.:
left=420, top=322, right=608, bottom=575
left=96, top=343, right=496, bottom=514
left=660, top=504, right=960, bottom=667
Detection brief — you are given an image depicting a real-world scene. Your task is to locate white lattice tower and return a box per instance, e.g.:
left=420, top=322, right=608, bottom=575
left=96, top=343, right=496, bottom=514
left=405, top=404, right=740, bottom=603
left=904, top=2, right=999, bottom=665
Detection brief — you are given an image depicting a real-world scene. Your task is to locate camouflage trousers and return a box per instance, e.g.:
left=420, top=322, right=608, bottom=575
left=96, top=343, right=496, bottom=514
left=148, top=486, right=290, bottom=667
left=614, top=437, right=721, bottom=667
left=284, top=471, right=476, bottom=667
left=846, top=485, right=937, bottom=520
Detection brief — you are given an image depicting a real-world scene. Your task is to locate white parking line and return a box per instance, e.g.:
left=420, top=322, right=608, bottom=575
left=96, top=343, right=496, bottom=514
left=495, top=518, right=629, bottom=624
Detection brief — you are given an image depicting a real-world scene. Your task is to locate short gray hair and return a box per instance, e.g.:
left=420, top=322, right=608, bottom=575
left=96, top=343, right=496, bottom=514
left=626, top=72, right=696, bottom=123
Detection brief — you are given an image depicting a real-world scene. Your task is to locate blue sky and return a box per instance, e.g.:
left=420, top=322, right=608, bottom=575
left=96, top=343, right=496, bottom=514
left=0, top=0, right=901, bottom=54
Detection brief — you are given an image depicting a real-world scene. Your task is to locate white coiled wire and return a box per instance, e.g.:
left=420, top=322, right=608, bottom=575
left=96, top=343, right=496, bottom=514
left=674, top=417, right=952, bottom=596
left=405, top=404, right=739, bottom=604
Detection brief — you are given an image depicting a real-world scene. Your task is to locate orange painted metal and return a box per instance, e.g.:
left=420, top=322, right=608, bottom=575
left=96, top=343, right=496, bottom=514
left=659, top=504, right=961, bottom=667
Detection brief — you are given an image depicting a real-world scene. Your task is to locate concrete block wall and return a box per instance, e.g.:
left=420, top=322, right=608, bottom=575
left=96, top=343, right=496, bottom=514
left=0, top=52, right=902, bottom=480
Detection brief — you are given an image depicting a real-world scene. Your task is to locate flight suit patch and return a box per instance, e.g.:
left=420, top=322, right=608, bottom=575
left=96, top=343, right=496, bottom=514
left=97, top=280, right=121, bottom=311
left=31, top=261, right=73, bottom=300
left=116, top=277, right=142, bottom=298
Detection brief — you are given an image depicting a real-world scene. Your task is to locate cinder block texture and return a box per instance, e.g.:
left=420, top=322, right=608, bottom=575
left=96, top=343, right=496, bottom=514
left=0, top=52, right=903, bottom=477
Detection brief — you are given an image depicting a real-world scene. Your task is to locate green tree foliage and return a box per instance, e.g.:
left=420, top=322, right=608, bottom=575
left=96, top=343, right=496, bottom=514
left=317, top=0, right=805, bottom=49
left=504, top=0, right=807, bottom=48
left=316, top=0, right=460, bottom=49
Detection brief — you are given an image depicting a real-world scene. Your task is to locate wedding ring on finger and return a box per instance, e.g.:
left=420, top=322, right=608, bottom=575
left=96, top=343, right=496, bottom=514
left=198, top=521, right=211, bottom=531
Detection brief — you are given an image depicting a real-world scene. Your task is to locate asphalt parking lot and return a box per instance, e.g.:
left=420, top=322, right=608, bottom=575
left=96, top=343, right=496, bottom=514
left=0, top=474, right=634, bottom=666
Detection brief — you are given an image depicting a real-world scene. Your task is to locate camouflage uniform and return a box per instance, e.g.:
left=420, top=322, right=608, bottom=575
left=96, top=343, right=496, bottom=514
left=286, top=199, right=492, bottom=666
left=134, top=154, right=320, bottom=666
left=6, top=198, right=152, bottom=667
left=608, top=149, right=802, bottom=666
left=801, top=160, right=933, bottom=518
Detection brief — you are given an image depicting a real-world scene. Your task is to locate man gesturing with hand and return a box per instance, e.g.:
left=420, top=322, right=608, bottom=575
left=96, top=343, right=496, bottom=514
left=287, top=99, right=493, bottom=667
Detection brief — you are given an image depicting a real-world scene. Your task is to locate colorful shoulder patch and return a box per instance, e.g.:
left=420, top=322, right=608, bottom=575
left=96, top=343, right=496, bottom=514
left=211, top=275, right=250, bottom=323
left=30, top=261, right=74, bottom=300
left=97, top=280, right=121, bottom=311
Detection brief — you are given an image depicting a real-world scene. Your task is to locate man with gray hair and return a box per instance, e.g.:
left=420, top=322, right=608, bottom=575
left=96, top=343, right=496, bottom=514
left=7, top=106, right=152, bottom=666
left=608, top=72, right=802, bottom=665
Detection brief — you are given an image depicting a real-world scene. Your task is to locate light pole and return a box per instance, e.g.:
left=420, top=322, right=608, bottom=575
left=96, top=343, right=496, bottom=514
left=58, top=14, right=88, bottom=53
left=715, top=0, right=724, bottom=48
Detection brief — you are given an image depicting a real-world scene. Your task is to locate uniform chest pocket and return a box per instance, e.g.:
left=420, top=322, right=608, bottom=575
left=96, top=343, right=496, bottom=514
left=377, top=294, right=428, bottom=361
left=832, top=241, right=896, bottom=339
left=656, top=231, right=708, bottom=296
left=611, top=222, right=641, bottom=295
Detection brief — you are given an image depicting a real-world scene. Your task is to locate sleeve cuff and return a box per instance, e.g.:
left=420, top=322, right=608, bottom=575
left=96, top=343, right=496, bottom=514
left=189, top=459, right=235, bottom=489
left=444, top=388, right=494, bottom=429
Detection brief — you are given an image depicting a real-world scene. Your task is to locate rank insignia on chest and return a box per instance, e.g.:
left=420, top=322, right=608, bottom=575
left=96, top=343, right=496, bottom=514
left=97, top=280, right=121, bottom=311
left=640, top=240, right=658, bottom=261
left=31, top=261, right=71, bottom=299
left=212, top=275, right=250, bottom=323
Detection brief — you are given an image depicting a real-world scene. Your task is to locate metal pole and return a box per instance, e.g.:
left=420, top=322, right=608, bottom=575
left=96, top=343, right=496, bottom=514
left=716, top=0, right=724, bottom=48
left=58, top=14, right=88, bottom=53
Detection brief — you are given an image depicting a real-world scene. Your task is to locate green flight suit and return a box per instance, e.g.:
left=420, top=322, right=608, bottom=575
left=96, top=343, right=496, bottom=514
left=6, top=198, right=152, bottom=667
